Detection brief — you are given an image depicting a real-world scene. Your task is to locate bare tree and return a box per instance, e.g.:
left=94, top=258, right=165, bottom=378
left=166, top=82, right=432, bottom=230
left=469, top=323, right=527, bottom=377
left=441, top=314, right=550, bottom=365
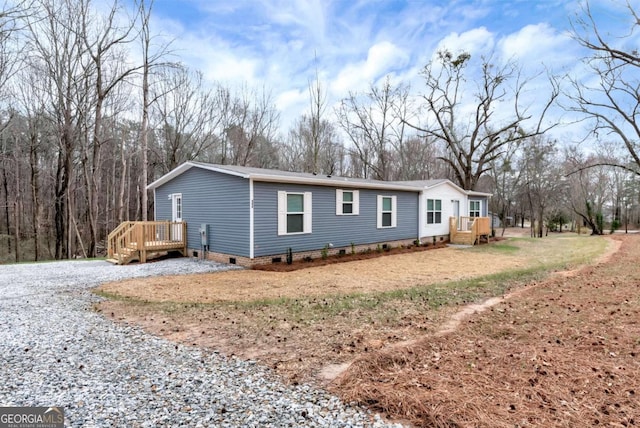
left=564, top=147, right=615, bottom=235
left=218, top=85, right=280, bottom=167
left=150, top=66, right=222, bottom=173
left=488, top=141, right=522, bottom=235
left=136, top=0, right=174, bottom=221
left=518, top=137, right=566, bottom=237
left=567, top=1, right=640, bottom=175
left=409, top=50, right=559, bottom=190
left=27, top=0, right=86, bottom=259
left=336, top=77, right=412, bottom=180
left=79, top=0, right=143, bottom=256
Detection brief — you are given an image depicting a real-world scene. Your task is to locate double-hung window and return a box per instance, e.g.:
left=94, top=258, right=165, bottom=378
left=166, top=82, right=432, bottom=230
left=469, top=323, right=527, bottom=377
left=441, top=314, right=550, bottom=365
left=427, top=199, right=442, bottom=224
left=278, top=191, right=312, bottom=235
left=377, top=195, right=397, bottom=228
left=469, top=200, right=481, bottom=218
left=336, top=189, right=359, bottom=215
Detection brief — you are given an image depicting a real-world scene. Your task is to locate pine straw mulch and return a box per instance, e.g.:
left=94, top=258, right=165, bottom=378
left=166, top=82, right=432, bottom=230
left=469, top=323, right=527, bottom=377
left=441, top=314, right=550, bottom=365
left=252, top=241, right=451, bottom=272
left=332, top=234, right=639, bottom=427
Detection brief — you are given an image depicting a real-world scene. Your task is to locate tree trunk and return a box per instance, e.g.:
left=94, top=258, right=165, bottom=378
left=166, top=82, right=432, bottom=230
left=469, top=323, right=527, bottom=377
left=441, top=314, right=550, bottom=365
left=13, top=157, right=20, bottom=263
left=141, top=76, right=149, bottom=221
left=118, top=137, right=127, bottom=223
left=2, top=161, right=10, bottom=254
left=30, top=137, right=40, bottom=261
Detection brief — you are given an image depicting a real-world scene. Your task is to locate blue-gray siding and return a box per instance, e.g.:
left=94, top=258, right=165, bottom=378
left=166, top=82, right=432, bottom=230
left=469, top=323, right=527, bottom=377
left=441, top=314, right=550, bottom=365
left=253, top=182, right=419, bottom=257
left=155, top=168, right=250, bottom=256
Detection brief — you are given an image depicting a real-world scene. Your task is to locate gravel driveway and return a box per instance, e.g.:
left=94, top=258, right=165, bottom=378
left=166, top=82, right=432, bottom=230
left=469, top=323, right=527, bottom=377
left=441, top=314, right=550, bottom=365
left=0, top=259, right=401, bottom=427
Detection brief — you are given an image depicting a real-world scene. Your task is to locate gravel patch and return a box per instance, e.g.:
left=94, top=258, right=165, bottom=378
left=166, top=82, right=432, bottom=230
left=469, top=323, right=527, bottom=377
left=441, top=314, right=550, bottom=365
left=0, top=259, right=403, bottom=427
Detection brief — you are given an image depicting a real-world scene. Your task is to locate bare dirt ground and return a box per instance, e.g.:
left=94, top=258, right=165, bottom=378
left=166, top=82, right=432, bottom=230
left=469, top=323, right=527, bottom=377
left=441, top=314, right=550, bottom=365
left=94, top=232, right=639, bottom=427
left=97, top=241, right=525, bottom=303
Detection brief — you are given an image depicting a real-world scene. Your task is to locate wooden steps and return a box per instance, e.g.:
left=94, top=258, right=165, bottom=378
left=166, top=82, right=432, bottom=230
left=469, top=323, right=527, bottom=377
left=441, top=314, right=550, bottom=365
left=107, top=221, right=187, bottom=265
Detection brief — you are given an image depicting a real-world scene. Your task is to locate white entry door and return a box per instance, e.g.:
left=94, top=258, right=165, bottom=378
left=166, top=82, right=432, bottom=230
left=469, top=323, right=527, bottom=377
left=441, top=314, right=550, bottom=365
left=171, top=193, right=183, bottom=241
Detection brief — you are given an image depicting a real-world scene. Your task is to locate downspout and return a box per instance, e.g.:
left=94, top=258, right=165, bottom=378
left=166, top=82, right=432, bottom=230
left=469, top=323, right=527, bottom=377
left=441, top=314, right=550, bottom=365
left=249, top=178, right=254, bottom=259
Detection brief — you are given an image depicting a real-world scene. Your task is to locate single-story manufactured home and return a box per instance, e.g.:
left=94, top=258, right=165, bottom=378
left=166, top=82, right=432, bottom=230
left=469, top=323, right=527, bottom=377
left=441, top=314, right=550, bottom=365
left=107, top=162, right=492, bottom=265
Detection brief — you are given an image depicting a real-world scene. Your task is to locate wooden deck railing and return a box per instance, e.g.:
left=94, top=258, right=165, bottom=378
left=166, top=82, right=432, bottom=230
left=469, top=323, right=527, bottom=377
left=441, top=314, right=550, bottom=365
left=107, top=221, right=187, bottom=264
left=449, top=216, right=491, bottom=245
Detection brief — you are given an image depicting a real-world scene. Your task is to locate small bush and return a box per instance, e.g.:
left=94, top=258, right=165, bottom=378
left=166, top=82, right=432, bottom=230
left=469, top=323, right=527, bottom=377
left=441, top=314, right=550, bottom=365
left=321, top=245, right=329, bottom=260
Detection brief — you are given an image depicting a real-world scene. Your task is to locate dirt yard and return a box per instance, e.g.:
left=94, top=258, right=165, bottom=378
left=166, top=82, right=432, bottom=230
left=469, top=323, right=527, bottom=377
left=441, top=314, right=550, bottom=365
left=95, top=232, right=639, bottom=427
left=98, top=242, right=527, bottom=303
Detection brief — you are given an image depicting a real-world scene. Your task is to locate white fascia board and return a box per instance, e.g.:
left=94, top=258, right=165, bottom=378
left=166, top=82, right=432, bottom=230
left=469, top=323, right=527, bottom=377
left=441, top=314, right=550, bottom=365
left=146, top=161, right=251, bottom=190
left=249, top=174, right=422, bottom=192
left=467, top=190, right=493, bottom=197
left=147, top=162, right=194, bottom=190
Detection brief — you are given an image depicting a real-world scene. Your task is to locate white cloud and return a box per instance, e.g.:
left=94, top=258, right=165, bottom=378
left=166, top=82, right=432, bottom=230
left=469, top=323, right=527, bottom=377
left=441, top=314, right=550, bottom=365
left=330, top=41, right=409, bottom=94
left=435, top=27, right=495, bottom=57
left=499, top=23, right=574, bottom=67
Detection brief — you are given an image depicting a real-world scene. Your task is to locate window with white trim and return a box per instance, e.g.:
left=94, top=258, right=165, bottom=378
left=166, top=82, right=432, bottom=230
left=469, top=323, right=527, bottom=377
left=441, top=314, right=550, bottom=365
left=336, top=189, right=359, bottom=215
left=377, top=195, right=397, bottom=228
left=427, top=199, right=442, bottom=224
left=277, top=191, right=312, bottom=235
left=469, top=200, right=481, bottom=218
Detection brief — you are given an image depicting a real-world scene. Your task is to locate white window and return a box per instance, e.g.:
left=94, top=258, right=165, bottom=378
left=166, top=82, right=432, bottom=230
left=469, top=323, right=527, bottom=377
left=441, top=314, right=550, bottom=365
left=427, top=199, right=442, bottom=224
left=377, top=195, right=397, bottom=228
left=336, top=189, right=360, bottom=215
left=278, top=191, right=312, bottom=235
left=469, top=200, right=481, bottom=218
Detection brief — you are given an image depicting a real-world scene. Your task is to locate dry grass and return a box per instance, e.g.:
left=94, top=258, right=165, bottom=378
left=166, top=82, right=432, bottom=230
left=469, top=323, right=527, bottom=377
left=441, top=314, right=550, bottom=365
left=97, top=234, right=600, bottom=304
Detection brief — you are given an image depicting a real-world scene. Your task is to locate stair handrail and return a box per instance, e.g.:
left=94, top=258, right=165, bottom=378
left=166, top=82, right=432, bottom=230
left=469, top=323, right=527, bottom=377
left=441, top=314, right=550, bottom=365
left=107, top=221, right=135, bottom=262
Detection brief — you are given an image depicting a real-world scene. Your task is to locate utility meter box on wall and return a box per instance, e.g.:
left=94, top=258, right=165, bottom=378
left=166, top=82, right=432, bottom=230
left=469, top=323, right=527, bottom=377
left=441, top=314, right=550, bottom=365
left=199, top=224, right=208, bottom=246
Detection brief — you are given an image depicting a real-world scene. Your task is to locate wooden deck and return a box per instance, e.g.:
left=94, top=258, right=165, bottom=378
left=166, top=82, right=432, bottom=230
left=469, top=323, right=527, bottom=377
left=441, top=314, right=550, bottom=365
left=449, top=216, right=491, bottom=245
left=106, top=221, right=187, bottom=265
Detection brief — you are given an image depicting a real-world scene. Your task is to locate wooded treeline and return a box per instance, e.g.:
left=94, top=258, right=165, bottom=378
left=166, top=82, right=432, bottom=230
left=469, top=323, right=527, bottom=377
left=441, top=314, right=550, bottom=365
left=1, top=0, right=639, bottom=262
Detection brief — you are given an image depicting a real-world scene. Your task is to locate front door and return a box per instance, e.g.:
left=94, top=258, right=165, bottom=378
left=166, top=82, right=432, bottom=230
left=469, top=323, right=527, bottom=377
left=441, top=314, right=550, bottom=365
left=171, top=193, right=183, bottom=241
left=452, top=200, right=460, bottom=230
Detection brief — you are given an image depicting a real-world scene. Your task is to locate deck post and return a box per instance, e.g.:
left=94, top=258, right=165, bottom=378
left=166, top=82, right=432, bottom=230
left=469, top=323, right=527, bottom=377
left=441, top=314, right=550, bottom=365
left=182, top=222, right=187, bottom=256
left=136, top=223, right=145, bottom=263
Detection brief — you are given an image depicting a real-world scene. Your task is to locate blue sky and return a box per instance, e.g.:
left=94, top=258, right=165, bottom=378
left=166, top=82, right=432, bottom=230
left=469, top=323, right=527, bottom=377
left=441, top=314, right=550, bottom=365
left=145, top=0, right=632, bottom=138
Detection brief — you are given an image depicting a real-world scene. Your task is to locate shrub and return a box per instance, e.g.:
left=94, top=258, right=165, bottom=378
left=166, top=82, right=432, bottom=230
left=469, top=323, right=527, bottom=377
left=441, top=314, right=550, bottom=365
left=321, top=245, right=329, bottom=260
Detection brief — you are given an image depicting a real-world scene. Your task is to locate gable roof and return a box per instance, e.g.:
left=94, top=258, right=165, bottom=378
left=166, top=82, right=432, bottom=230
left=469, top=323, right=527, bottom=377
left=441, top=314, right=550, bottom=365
left=147, top=161, right=493, bottom=197
left=147, top=161, right=422, bottom=192
left=393, top=179, right=492, bottom=197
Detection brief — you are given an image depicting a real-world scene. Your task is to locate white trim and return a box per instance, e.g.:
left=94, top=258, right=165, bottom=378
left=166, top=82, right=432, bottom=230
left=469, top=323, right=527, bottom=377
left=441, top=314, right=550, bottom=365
left=277, top=191, right=312, bottom=235
left=377, top=195, right=397, bottom=229
left=426, top=198, right=442, bottom=225
left=153, top=189, right=157, bottom=220
left=171, top=193, right=183, bottom=222
left=249, top=178, right=254, bottom=259
left=250, top=174, right=418, bottom=191
left=418, top=191, right=425, bottom=238
left=303, top=192, right=312, bottom=233
left=277, top=191, right=287, bottom=236
left=336, top=189, right=359, bottom=216
left=147, top=161, right=424, bottom=193
left=147, top=161, right=251, bottom=190
left=469, top=199, right=482, bottom=217
left=391, top=196, right=397, bottom=228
